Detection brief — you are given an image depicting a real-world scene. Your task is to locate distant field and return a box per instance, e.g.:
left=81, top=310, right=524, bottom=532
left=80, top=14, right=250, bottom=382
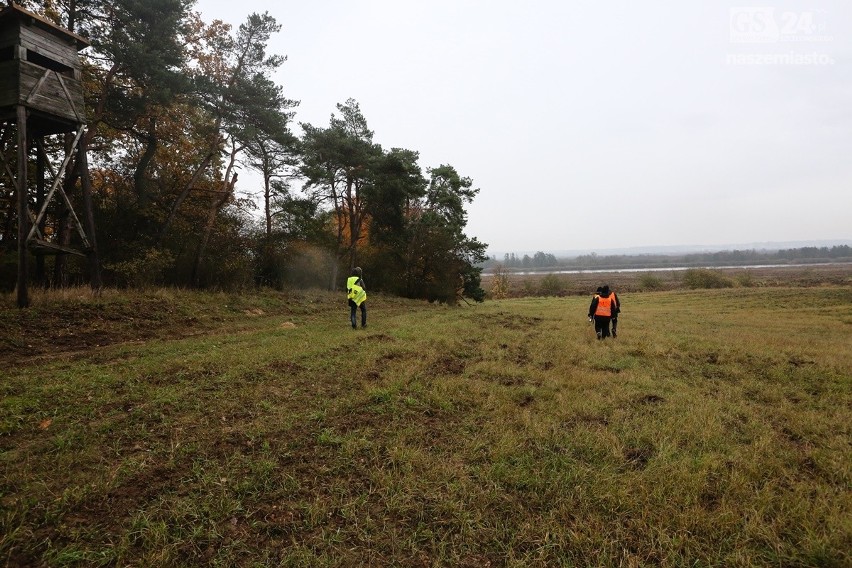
left=483, top=263, right=852, bottom=296
left=2, top=284, right=850, bottom=566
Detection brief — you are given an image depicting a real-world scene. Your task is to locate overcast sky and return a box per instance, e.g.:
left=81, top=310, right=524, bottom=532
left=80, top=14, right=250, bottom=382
left=194, top=0, right=851, bottom=254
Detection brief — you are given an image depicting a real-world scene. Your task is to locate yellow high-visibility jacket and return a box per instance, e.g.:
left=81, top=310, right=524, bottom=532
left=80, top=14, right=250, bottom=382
left=347, top=276, right=367, bottom=306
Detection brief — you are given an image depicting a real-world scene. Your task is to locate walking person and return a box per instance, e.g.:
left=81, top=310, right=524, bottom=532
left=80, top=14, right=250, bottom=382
left=588, top=286, right=602, bottom=326
left=347, top=267, right=367, bottom=329
left=588, top=285, right=616, bottom=340
left=589, top=286, right=602, bottom=324
left=609, top=285, right=621, bottom=338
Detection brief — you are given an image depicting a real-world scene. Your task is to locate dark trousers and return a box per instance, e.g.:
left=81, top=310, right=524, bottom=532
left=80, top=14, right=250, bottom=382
left=611, top=316, right=618, bottom=337
left=594, top=315, right=611, bottom=339
left=349, top=300, right=366, bottom=328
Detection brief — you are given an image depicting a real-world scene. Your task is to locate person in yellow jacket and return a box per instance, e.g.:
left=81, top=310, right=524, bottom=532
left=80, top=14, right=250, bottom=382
left=588, top=284, right=616, bottom=340
left=347, top=267, right=367, bottom=329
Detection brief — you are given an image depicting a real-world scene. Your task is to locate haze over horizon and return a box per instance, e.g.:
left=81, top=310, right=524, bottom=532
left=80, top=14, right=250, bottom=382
left=194, top=0, right=852, bottom=255
left=486, top=239, right=852, bottom=259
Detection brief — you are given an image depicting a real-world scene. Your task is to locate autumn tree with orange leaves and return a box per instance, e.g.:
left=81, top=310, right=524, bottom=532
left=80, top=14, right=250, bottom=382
left=299, top=99, right=382, bottom=290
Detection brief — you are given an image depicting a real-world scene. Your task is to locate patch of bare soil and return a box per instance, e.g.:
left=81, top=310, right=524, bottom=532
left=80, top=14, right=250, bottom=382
left=0, top=301, right=199, bottom=368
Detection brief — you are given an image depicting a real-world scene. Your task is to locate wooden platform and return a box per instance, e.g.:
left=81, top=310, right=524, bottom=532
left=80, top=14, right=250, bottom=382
left=27, top=238, right=87, bottom=256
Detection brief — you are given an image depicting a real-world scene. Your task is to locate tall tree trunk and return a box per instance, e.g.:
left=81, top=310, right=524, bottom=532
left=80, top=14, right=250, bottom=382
left=264, top=171, right=272, bottom=237
left=345, top=176, right=367, bottom=272
left=78, top=134, right=102, bottom=290
left=329, top=261, right=339, bottom=292
left=191, top=167, right=237, bottom=288
left=52, top=211, right=71, bottom=289
left=134, top=116, right=158, bottom=211
left=159, top=117, right=224, bottom=244
left=330, top=186, right=345, bottom=291
left=345, top=177, right=357, bottom=271
left=159, top=147, right=217, bottom=244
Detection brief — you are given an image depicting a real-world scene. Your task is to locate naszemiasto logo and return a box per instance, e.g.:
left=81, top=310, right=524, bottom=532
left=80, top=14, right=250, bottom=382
left=729, top=7, right=833, bottom=44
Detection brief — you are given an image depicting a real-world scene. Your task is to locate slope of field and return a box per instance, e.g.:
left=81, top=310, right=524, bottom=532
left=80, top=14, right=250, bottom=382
left=2, top=286, right=850, bottom=566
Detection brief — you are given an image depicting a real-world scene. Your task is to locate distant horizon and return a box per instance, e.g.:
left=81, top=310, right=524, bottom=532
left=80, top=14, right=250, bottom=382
left=488, top=238, right=852, bottom=258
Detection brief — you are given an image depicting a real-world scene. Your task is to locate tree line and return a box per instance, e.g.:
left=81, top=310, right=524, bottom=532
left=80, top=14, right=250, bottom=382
left=0, top=0, right=486, bottom=303
left=482, top=245, right=852, bottom=271
left=496, top=252, right=558, bottom=269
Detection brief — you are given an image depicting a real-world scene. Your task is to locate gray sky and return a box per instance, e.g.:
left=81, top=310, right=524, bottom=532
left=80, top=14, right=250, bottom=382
left=195, top=0, right=851, bottom=254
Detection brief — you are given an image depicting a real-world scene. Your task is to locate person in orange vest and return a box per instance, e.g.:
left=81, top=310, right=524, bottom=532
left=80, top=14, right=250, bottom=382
left=609, top=285, right=621, bottom=338
left=588, top=284, right=616, bottom=340
left=588, top=287, right=603, bottom=318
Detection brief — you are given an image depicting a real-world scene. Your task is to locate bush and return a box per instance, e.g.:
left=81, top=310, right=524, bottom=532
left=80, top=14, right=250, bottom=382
left=735, top=271, right=757, bottom=287
left=490, top=265, right=510, bottom=299
left=682, top=268, right=735, bottom=289
left=105, top=248, right=175, bottom=288
left=638, top=273, right=665, bottom=291
left=538, top=273, right=565, bottom=296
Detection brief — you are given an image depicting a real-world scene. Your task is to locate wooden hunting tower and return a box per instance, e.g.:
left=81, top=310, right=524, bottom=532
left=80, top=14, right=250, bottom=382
left=0, top=2, right=99, bottom=307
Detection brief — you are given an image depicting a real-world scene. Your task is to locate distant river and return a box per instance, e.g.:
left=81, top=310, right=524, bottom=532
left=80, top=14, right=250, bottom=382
left=483, top=261, right=852, bottom=276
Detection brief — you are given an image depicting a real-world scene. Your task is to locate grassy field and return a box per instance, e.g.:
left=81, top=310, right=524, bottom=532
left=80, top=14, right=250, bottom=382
left=1, top=284, right=851, bottom=567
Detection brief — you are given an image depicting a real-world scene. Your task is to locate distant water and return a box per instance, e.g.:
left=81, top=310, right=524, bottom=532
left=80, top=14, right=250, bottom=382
left=484, top=261, right=852, bottom=276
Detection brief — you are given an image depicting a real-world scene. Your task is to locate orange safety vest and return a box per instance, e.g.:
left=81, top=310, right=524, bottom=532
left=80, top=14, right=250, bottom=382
left=595, top=295, right=613, bottom=317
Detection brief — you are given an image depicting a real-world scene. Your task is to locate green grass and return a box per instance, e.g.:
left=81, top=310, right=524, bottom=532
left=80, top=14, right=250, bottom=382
left=1, top=286, right=850, bottom=566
